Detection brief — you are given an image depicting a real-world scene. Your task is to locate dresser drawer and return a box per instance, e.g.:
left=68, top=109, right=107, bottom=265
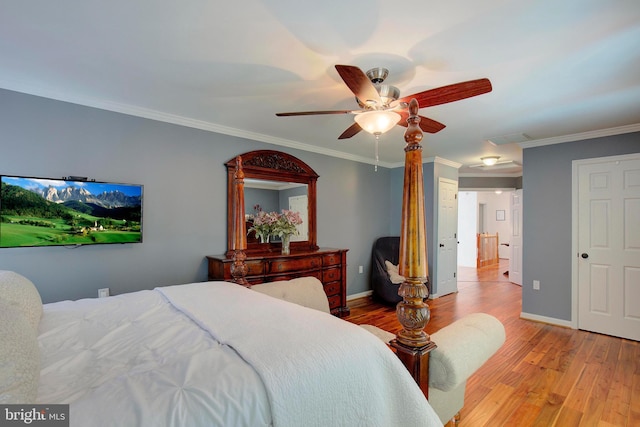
left=211, top=259, right=264, bottom=280
left=245, top=260, right=265, bottom=276
left=327, top=294, right=342, bottom=310
left=322, top=267, right=341, bottom=283
left=269, top=256, right=321, bottom=274
left=323, top=253, right=342, bottom=266
left=323, top=281, right=341, bottom=297
left=221, top=260, right=264, bottom=278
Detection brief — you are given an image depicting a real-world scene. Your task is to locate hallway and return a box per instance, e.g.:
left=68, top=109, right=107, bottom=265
left=457, top=258, right=512, bottom=284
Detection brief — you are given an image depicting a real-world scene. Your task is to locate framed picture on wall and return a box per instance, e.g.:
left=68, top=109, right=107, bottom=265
left=496, top=210, right=505, bottom=221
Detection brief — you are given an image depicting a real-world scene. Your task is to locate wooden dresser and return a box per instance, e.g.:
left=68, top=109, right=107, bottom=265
left=207, top=248, right=349, bottom=317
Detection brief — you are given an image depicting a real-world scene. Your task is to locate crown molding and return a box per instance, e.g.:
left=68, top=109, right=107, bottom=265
left=430, top=156, right=462, bottom=169
left=387, top=156, right=461, bottom=169
left=519, top=123, right=640, bottom=149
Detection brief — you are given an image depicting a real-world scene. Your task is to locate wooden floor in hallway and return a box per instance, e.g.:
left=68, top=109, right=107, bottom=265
left=344, top=260, right=640, bottom=426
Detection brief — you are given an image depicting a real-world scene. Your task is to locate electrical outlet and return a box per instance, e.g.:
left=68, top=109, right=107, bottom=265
left=358, top=265, right=364, bottom=274
left=533, top=280, right=540, bottom=290
left=98, top=288, right=110, bottom=298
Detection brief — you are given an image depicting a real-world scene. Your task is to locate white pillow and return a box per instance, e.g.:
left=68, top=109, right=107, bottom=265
left=0, top=270, right=43, bottom=331
left=252, top=277, right=331, bottom=314
left=0, top=300, right=40, bottom=403
left=384, top=260, right=405, bottom=284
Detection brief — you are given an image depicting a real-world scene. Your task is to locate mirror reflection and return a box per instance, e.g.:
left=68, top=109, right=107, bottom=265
left=244, top=179, right=308, bottom=242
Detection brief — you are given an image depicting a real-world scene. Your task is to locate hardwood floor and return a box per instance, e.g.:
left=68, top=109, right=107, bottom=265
left=344, top=260, right=640, bottom=426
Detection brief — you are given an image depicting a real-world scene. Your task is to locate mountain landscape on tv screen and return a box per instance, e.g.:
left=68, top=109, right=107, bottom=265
left=0, top=178, right=142, bottom=247
left=33, top=185, right=141, bottom=209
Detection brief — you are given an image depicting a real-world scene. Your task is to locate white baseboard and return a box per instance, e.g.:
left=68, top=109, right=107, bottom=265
left=347, top=290, right=372, bottom=301
left=520, top=312, right=574, bottom=328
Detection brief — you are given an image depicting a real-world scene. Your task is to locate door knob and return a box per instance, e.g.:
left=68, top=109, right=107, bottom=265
left=439, top=243, right=444, bottom=247
left=581, top=253, right=589, bottom=259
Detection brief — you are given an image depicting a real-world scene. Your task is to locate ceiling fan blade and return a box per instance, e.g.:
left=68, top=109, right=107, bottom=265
left=396, top=112, right=446, bottom=134
left=276, top=110, right=354, bottom=117
left=335, top=65, right=383, bottom=107
left=338, top=122, right=362, bottom=139
left=398, top=78, right=492, bottom=109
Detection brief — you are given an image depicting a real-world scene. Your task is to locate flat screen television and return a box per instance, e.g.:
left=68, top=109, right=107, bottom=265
left=0, top=175, right=143, bottom=248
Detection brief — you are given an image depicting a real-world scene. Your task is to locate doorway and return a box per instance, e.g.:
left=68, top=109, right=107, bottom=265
left=457, top=190, right=516, bottom=279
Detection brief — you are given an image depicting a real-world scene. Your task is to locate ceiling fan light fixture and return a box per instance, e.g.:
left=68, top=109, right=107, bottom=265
left=354, top=110, right=401, bottom=135
left=481, top=155, right=501, bottom=166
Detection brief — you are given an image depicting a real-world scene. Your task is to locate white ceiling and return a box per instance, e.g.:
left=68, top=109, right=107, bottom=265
left=1, top=0, right=639, bottom=175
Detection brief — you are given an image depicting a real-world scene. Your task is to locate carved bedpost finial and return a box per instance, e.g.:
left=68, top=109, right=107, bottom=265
left=230, top=156, right=249, bottom=286
left=404, top=98, right=423, bottom=146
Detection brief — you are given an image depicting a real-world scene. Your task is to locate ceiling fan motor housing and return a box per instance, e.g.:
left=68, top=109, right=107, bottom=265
left=366, top=67, right=389, bottom=83
left=356, top=68, right=400, bottom=108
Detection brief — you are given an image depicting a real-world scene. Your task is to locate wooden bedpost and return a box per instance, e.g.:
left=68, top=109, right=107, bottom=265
left=230, top=156, right=249, bottom=286
left=390, top=99, right=437, bottom=399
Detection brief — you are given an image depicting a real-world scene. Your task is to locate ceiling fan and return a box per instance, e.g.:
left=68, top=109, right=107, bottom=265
left=276, top=65, right=492, bottom=139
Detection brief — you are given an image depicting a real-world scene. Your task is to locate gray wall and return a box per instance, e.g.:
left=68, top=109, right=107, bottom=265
left=522, top=132, right=639, bottom=321
left=0, top=89, right=389, bottom=302
left=244, top=188, right=279, bottom=214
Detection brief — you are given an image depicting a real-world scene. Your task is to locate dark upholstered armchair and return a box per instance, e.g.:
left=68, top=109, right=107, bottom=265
left=370, top=236, right=402, bottom=305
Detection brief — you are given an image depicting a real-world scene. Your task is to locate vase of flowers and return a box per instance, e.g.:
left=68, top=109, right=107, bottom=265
left=247, top=205, right=278, bottom=243
left=272, top=209, right=303, bottom=254
left=281, top=233, right=291, bottom=255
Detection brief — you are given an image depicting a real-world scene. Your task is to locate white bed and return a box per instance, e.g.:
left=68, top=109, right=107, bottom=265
left=1, top=270, right=442, bottom=427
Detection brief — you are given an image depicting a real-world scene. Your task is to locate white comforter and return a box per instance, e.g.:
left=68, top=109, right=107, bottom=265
left=37, top=281, right=441, bottom=427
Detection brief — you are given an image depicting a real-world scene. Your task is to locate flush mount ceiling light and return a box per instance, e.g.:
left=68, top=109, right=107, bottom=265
left=481, top=156, right=501, bottom=166
left=353, top=110, right=401, bottom=135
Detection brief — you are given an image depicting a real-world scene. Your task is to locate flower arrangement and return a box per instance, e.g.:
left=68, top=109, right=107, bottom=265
left=248, top=205, right=303, bottom=244
left=272, top=209, right=303, bottom=238
left=247, top=205, right=279, bottom=243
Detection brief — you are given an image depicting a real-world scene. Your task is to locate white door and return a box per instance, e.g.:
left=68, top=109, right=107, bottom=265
left=288, top=195, right=308, bottom=242
left=437, top=178, right=458, bottom=296
left=509, top=189, right=523, bottom=286
left=576, top=154, right=640, bottom=341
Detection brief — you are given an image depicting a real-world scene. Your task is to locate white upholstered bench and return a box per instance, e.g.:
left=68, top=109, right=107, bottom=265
left=251, top=277, right=505, bottom=425
left=428, top=313, right=505, bottom=424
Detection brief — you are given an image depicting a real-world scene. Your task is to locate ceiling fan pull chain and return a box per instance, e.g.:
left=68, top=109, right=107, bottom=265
left=374, top=134, right=380, bottom=172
